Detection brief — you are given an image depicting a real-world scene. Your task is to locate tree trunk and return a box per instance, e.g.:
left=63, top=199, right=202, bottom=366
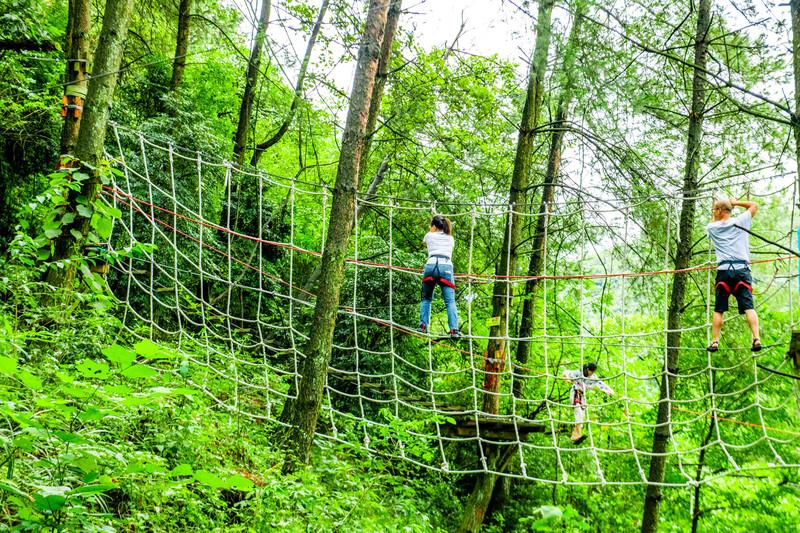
left=45, top=0, right=135, bottom=290
left=169, top=0, right=193, bottom=92
left=356, top=0, right=402, bottom=182
left=250, top=0, right=331, bottom=166
left=232, top=0, right=271, bottom=166
left=691, top=417, right=716, bottom=533
left=641, top=1, right=711, bottom=531
left=791, top=1, right=800, bottom=211
left=301, top=0, right=400, bottom=293
left=59, top=0, right=90, bottom=161
left=457, top=446, right=517, bottom=533
left=514, top=8, right=583, bottom=399
left=303, top=156, right=389, bottom=293
left=459, top=2, right=553, bottom=529
left=482, top=0, right=553, bottom=418
left=278, top=0, right=393, bottom=472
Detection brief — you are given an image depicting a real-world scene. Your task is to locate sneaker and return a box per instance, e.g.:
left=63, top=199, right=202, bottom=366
left=418, top=324, right=428, bottom=334
left=751, top=338, right=762, bottom=352
left=449, top=329, right=461, bottom=340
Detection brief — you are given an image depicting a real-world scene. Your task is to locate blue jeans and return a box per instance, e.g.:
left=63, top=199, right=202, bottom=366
left=419, top=261, right=459, bottom=331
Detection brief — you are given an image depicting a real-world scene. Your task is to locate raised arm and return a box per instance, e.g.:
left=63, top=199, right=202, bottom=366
left=731, top=198, right=757, bottom=218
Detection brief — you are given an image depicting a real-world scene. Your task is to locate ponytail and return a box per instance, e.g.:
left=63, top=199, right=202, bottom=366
left=431, top=215, right=452, bottom=236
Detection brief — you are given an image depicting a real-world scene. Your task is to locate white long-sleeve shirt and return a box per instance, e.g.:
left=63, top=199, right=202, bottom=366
left=563, top=369, right=613, bottom=406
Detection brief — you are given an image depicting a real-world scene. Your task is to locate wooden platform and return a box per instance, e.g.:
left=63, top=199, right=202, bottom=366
left=443, top=415, right=557, bottom=440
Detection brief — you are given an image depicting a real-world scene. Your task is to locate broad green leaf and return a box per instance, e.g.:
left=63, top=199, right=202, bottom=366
left=33, top=486, right=70, bottom=512
left=76, top=204, right=92, bottom=218
left=18, top=370, right=43, bottom=390
left=225, top=474, right=255, bottom=492
left=55, top=431, right=89, bottom=445
left=0, top=356, right=17, bottom=376
left=170, top=464, right=194, bottom=476
left=102, top=344, right=136, bottom=367
left=44, top=228, right=61, bottom=239
left=75, top=359, right=109, bottom=380
left=120, top=365, right=158, bottom=379
left=193, top=470, right=225, bottom=489
left=133, top=339, right=168, bottom=358
left=68, top=483, right=117, bottom=496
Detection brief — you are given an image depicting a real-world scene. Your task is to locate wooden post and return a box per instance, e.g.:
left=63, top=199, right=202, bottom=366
left=789, top=331, right=800, bottom=369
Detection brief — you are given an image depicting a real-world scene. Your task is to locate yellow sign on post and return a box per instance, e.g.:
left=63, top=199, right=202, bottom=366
left=485, top=316, right=500, bottom=327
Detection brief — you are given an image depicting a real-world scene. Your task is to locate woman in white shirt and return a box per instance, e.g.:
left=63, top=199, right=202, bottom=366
left=419, top=215, right=460, bottom=338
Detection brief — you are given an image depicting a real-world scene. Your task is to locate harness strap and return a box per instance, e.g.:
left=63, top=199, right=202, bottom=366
left=715, top=281, right=731, bottom=294
left=734, top=281, right=752, bottom=293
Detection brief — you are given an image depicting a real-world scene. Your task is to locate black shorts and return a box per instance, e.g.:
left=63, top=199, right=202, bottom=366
left=714, top=268, right=754, bottom=314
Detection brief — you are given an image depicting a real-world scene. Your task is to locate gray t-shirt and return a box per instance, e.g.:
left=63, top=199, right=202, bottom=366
left=424, top=231, right=454, bottom=264
left=707, top=211, right=752, bottom=269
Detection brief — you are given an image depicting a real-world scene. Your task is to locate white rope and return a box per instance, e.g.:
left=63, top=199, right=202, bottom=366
left=101, top=130, right=800, bottom=486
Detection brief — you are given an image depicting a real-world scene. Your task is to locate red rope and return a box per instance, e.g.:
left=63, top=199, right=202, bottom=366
left=104, top=186, right=796, bottom=282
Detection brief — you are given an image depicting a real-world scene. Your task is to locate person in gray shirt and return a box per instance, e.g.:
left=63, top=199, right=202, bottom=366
left=706, top=198, right=761, bottom=352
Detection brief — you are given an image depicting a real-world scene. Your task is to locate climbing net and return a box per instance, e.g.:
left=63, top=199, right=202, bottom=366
left=102, top=124, right=800, bottom=486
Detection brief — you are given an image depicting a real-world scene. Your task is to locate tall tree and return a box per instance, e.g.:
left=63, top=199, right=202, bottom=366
left=792, top=1, right=800, bottom=209
left=169, top=0, right=193, bottom=92
left=458, top=2, right=554, bottom=531
left=641, top=0, right=711, bottom=531
left=513, top=6, right=583, bottom=398
left=59, top=0, right=90, bottom=161
left=481, top=0, right=554, bottom=416
left=250, top=0, right=331, bottom=166
left=232, top=0, right=271, bottom=166
left=45, top=0, right=135, bottom=289
left=302, top=0, right=401, bottom=293
left=278, top=0, right=394, bottom=472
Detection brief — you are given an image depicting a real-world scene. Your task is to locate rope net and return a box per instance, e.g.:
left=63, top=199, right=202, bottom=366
left=102, top=125, right=800, bottom=486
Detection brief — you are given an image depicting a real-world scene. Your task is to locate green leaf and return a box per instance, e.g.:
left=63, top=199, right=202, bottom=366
left=102, top=344, right=136, bottom=367
left=170, top=464, right=194, bottom=477
left=225, top=474, right=255, bottom=492
left=33, top=486, right=70, bottom=512
left=37, top=247, right=51, bottom=260
left=76, top=204, right=92, bottom=218
left=75, top=359, right=109, bottom=380
left=120, top=365, right=158, bottom=379
left=68, top=483, right=117, bottom=496
left=70, top=229, right=83, bottom=240
left=55, top=431, right=89, bottom=445
left=44, top=228, right=62, bottom=239
left=0, top=356, right=18, bottom=376
left=133, top=339, right=164, bottom=357
left=193, top=470, right=225, bottom=489
left=95, top=216, right=113, bottom=240
left=0, top=480, right=32, bottom=501
left=61, top=212, right=75, bottom=225
left=18, top=370, right=43, bottom=390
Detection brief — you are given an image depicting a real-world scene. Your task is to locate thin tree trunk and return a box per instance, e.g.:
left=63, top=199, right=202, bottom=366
left=791, top=1, right=800, bottom=210
left=59, top=0, right=90, bottom=161
left=301, top=0, right=399, bottom=293
left=278, top=0, right=393, bottom=472
left=303, top=155, right=389, bottom=293
left=514, top=8, right=583, bottom=399
left=169, top=0, right=193, bottom=92
left=46, top=0, right=135, bottom=289
left=232, top=0, right=271, bottom=166
left=691, top=417, right=716, bottom=533
left=457, top=446, right=517, bottom=533
left=459, top=2, right=554, bottom=529
left=482, top=0, right=553, bottom=418
left=356, top=0, right=401, bottom=182
left=250, top=0, right=331, bottom=166
left=641, top=1, right=711, bottom=531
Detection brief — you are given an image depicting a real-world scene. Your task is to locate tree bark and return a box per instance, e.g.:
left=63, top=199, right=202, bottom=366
left=641, top=1, right=711, bottom=531
left=45, top=0, right=135, bottom=289
left=514, top=8, right=583, bottom=399
left=250, top=0, right=331, bottom=166
left=458, top=2, right=554, bottom=529
left=482, top=0, right=553, bottom=417
left=457, top=446, right=517, bottom=533
left=232, top=0, right=272, bottom=166
left=59, top=0, right=91, bottom=160
left=303, top=156, right=389, bottom=293
left=356, top=0, right=401, bottom=183
left=169, top=0, right=193, bottom=92
left=691, top=417, right=716, bottom=533
left=278, top=0, right=393, bottom=472
left=791, top=1, right=800, bottom=212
